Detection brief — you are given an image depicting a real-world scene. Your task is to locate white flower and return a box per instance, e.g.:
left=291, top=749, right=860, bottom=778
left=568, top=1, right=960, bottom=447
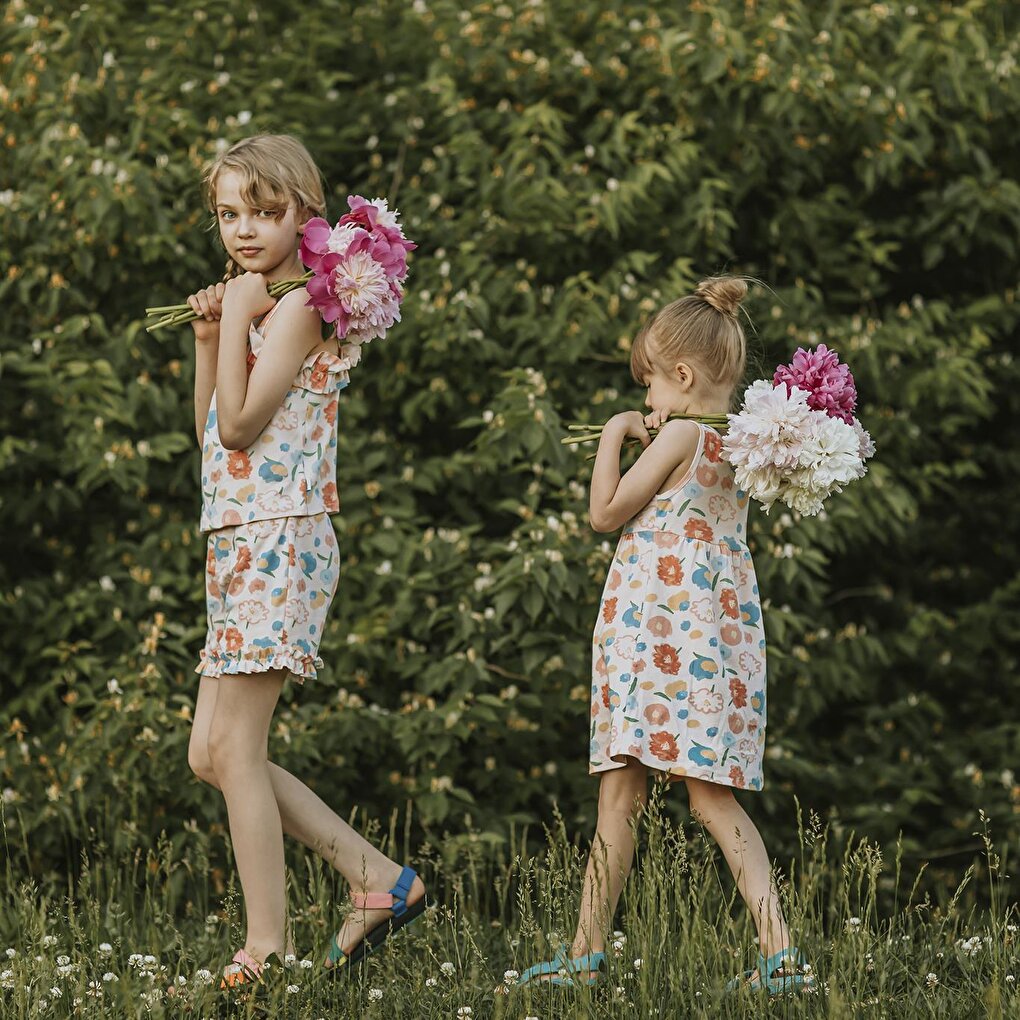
left=50, top=986, right=60, bottom=996
left=440, top=961, right=455, bottom=976
left=456, top=1008, right=472, bottom=1018
left=367, top=197, right=401, bottom=229
left=0, top=970, right=12, bottom=989
left=103, top=972, right=118, bottom=982
left=845, top=917, right=862, bottom=932
left=633, top=958, right=642, bottom=969
left=368, top=987, right=383, bottom=1001
left=326, top=222, right=360, bottom=255
left=237, top=110, right=252, bottom=125
left=299, top=958, right=313, bottom=969
left=925, top=972, right=938, bottom=987
left=287, top=983, right=300, bottom=993
left=425, top=976, right=438, bottom=987
left=503, top=969, right=519, bottom=982
left=194, top=969, right=213, bottom=984
left=107, top=679, right=122, bottom=695
left=5, top=948, right=15, bottom=958
left=127, top=954, right=143, bottom=968
left=98, top=943, right=112, bottom=956
left=56, top=955, right=70, bottom=967
left=41, top=936, right=58, bottom=948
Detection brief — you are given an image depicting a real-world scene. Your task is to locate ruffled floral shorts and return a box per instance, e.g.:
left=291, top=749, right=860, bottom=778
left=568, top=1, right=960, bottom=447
left=196, top=513, right=339, bottom=683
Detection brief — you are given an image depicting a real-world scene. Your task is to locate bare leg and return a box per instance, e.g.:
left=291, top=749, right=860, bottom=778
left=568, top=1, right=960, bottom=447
left=563, top=759, right=648, bottom=975
left=207, top=671, right=288, bottom=964
left=685, top=777, right=798, bottom=983
left=190, top=676, right=424, bottom=963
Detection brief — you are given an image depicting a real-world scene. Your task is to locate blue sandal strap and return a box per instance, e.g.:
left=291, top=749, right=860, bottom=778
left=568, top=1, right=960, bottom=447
left=388, top=865, right=417, bottom=919
left=764, top=946, right=802, bottom=976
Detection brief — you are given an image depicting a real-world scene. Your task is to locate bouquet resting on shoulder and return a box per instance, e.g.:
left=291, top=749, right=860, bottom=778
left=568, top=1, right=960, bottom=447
left=565, top=345, right=875, bottom=517
left=145, top=195, right=416, bottom=366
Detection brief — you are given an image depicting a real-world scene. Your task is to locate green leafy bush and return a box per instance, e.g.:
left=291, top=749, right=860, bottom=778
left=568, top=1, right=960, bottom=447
left=1, top=0, right=1017, bottom=905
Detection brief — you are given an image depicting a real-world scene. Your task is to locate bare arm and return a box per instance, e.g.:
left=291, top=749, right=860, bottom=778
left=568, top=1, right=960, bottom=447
left=187, top=283, right=226, bottom=446
left=589, top=413, right=700, bottom=532
left=215, top=276, right=322, bottom=451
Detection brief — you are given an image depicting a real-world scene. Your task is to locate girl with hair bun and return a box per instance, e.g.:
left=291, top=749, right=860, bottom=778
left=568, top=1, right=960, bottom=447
left=519, top=276, right=814, bottom=995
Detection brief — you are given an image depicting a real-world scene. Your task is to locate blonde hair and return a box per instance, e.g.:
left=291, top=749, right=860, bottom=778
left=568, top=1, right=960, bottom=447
left=202, top=134, right=327, bottom=279
left=630, top=276, right=749, bottom=406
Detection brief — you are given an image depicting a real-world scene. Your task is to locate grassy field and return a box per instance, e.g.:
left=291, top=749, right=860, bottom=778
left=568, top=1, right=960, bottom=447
left=1, top=791, right=1016, bottom=1019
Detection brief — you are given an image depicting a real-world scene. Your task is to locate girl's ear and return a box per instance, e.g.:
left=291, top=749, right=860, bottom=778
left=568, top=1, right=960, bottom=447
left=673, top=361, right=696, bottom=391
left=295, top=208, right=315, bottom=235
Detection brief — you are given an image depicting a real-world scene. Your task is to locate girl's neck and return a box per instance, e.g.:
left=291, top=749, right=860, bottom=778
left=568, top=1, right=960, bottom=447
left=679, top=387, right=733, bottom=416
left=264, top=251, right=304, bottom=285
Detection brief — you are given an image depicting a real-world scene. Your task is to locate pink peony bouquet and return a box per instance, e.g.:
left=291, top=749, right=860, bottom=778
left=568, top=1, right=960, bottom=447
left=722, top=344, right=874, bottom=516
left=145, top=195, right=415, bottom=363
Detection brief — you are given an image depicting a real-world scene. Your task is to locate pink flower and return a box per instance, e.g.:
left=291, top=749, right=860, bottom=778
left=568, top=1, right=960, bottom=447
left=773, top=344, right=857, bottom=424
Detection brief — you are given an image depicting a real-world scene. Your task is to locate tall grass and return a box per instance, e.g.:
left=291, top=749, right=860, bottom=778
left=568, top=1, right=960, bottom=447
left=0, top=790, right=1016, bottom=1018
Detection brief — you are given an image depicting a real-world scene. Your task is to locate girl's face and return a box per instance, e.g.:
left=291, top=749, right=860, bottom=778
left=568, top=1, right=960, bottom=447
left=214, top=170, right=305, bottom=282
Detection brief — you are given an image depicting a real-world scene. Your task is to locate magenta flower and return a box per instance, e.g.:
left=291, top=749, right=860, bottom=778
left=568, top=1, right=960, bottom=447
left=773, top=344, right=857, bottom=423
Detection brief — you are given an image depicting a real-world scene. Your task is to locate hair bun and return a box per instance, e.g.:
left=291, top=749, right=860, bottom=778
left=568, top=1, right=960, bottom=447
left=695, top=276, right=748, bottom=317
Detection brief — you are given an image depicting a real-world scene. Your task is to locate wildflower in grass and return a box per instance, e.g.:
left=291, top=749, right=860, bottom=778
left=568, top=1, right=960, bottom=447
left=56, top=955, right=70, bottom=967
left=99, top=943, right=113, bottom=955
left=634, top=958, right=642, bottom=970
left=456, top=1008, right=472, bottom=1018
left=284, top=954, right=296, bottom=967
left=1006, top=974, right=1015, bottom=983
left=103, top=973, right=118, bottom=983
left=287, top=984, right=300, bottom=993
left=926, top=973, right=938, bottom=987
left=425, top=976, right=439, bottom=987
left=0, top=970, right=13, bottom=989
left=368, top=988, right=383, bottom=1001
left=300, top=958, right=313, bottom=969
left=440, top=961, right=455, bottom=976
left=49, top=986, right=60, bottom=997
left=41, top=936, right=57, bottom=948
left=956, top=935, right=983, bottom=956
left=86, top=980, right=102, bottom=997
left=128, top=954, right=143, bottom=968
left=612, top=938, right=625, bottom=955
left=5, top=948, right=15, bottom=958
left=503, top=969, right=519, bottom=982
left=845, top=917, right=862, bottom=933
left=194, top=969, right=213, bottom=985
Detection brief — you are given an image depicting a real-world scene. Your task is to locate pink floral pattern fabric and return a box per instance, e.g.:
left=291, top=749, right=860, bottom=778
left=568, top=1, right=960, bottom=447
left=199, top=288, right=353, bottom=533
left=197, top=512, right=339, bottom=682
left=590, top=424, right=767, bottom=790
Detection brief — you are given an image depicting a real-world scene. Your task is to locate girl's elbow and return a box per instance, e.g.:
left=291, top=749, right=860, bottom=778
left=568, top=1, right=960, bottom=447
left=217, top=424, right=247, bottom=451
left=589, top=510, right=618, bottom=534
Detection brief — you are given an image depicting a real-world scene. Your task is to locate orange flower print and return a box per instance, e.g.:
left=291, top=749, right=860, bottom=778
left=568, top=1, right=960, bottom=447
left=696, top=464, right=719, bottom=487
left=656, top=555, right=684, bottom=586
left=684, top=518, right=715, bottom=542
left=221, top=509, right=242, bottom=526
left=248, top=578, right=266, bottom=593
left=608, top=569, right=622, bottom=591
left=728, top=765, right=746, bottom=788
left=287, top=542, right=297, bottom=567
left=729, top=678, right=748, bottom=708
left=721, top=623, right=742, bottom=646
left=227, top=450, right=253, bottom=479
left=602, top=597, right=618, bottom=624
left=720, top=588, right=739, bottom=619
left=206, top=546, right=218, bottom=576
left=210, top=469, right=222, bottom=483
left=601, top=683, right=611, bottom=709
left=322, top=481, right=339, bottom=511
left=649, top=731, right=679, bottom=762
left=310, top=359, right=331, bottom=390
left=644, top=703, right=670, bottom=726
left=727, top=712, right=745, bottom=734
left=234, top=545, right=252, bottom=575
left=653, top=531, right=679, bottom=548
left=704, top=430, right=723, bottom=463
left=323, top=399, right=338, bottom=425
left=224, top=627, right=243, bottom=653
left=653, top=643, right=681, bottom=675
left=648, top=615, right=672, bottom=637
left=310, top=424, right=325, bottom=443
left=227, top=574, right=245, bottom=596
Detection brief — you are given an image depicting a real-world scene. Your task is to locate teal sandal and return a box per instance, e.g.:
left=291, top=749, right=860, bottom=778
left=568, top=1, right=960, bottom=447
left=519, top=947, right=606, bottom=988
left=324, top=865, right=427, bottom=973
left=725, top=946, right=815, bottom=995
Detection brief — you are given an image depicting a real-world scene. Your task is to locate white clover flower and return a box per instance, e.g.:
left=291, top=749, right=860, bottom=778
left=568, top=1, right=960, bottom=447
left=287, top=983, right=300, bottom=993
left=299, top=958, right=313, bottom=969
left=41, top=936, right=58, bottom=948
left=98, top=943, right=112, bottom=955
left=845, top=917, right=862, bottom=933
left=194, top=969, right=213, bottom=984
left=368, top=987, right=383, bottom=1001
left=143, top=955, right=157, bottom=965
left=456, top=1008, right=472, bottom=1018
left=127, top=954, right=143, bottom=968
left=0, top=970, right=12, bottom=989
left=55, top=955, right=70, bottom=967
left=425, top=976, right=439, bottom=987
left=503, top=969, right=519, bottom=982
left=926, top=972, right=938, bottom=987
left=50, top=985, right=60, bottom=996
left=440, top=961, right=455, bottom=976
left=103, top=972, right=118, bottom=983
left=633, top=958, right=642, bottom=969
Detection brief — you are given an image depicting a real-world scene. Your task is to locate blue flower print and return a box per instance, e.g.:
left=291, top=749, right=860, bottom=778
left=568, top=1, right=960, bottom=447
left=692, top=564, right=714, bottom=591
left=751, top=690, right=765, bottom=715
left=683, top=482, right=702, bottom=500
left=258, top=458, right=288, bottom=484
left=299, top=551, right=318, bottom=577
left=740, top=601, right=761, bottom=626
left=257, top=549, right=281, bottom=574
left=710, top=554, right=728, bottom=572
left=622, top=603, right=643, bottom=628
left=723, top=537, right=743, bottom=552
left=688, top=742, right=718, bottom=767
left=689, top=654, right=719, bottom=681
left=722, top=731, right=737, bottom=747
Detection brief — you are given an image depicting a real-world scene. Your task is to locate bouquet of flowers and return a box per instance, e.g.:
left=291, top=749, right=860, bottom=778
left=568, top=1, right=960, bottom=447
left=563, top=344, right=874, bottom=516
left=145, top=195, right=416, bottom=367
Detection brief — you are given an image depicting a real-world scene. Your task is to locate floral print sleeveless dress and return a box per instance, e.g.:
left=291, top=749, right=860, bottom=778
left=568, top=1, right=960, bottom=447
left=590, top=423, right=767, bottom=790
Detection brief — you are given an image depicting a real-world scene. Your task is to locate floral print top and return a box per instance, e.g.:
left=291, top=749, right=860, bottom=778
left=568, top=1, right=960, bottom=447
left=590, top=423, right=768, bottom=791
left=200, top=289, right=352, bottom=533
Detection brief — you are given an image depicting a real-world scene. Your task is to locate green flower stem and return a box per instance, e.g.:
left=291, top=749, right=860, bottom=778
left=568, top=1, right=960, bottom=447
left=562, top=412, right=730, bottom=447
left=145, top=271, right=314, bottom=333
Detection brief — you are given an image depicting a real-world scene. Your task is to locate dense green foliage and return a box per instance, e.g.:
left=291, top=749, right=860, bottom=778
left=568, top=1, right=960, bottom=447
left=1, top=0, right=1018, bottom=911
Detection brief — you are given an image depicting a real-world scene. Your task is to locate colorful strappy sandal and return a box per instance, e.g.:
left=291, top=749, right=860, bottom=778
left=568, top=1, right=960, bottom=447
left=324, top=865, right=427, bottom=973
left=725, top=945, right=815, bottom=995
left=220, top=948, right=279, bottom=991
left=518, top=946, right=606, bottom=988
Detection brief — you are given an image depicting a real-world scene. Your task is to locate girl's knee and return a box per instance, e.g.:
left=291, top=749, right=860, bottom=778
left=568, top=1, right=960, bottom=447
left=685, top=777, right=734, bottom=820
left=599, top=760, right=648, bottom=812
left=207, top=718, right=264, bottom=779
left=187, top=740, right=217, bottom=786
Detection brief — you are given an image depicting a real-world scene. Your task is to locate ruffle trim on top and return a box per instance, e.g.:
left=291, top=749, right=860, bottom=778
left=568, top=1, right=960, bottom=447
left=295, top=349, right=354, bottom=394
left=195, top=643, right=323, bottom=682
